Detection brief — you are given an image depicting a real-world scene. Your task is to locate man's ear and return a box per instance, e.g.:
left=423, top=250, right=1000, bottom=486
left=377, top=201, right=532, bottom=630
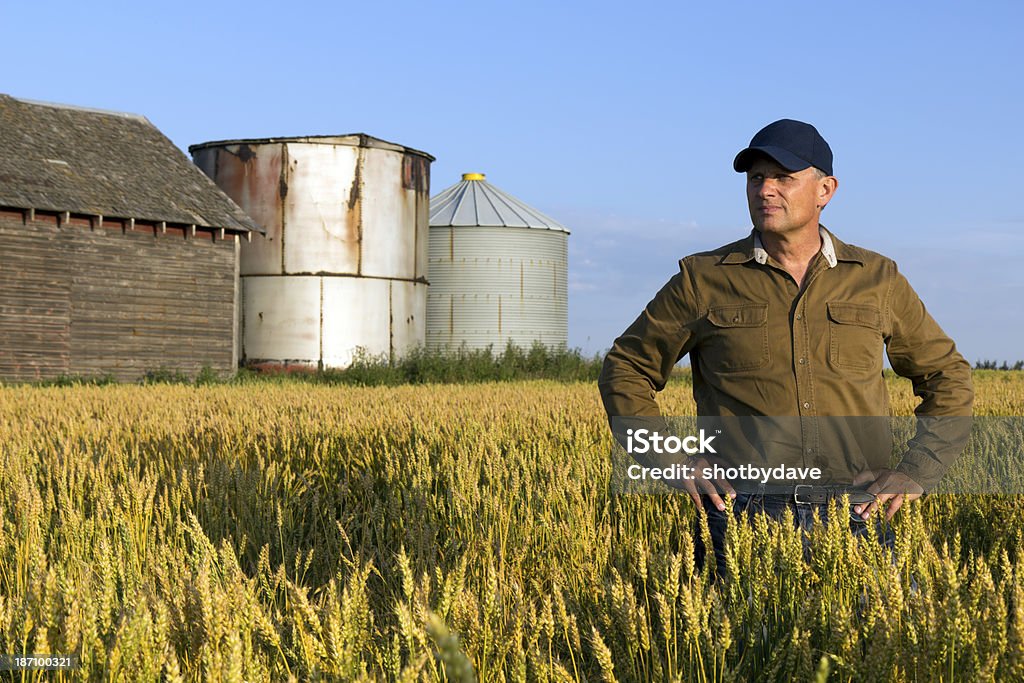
left=818, top=176, right=838, bottom=210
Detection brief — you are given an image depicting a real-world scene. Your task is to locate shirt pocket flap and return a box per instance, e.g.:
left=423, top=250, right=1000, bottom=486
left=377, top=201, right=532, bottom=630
left=827, top=301, right=881, bottom=330
left=707, top=302, right=768, bottom=328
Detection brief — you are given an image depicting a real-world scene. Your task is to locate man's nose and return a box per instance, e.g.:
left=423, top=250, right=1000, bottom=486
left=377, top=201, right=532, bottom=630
left=758, top=179, right=777, bottom=197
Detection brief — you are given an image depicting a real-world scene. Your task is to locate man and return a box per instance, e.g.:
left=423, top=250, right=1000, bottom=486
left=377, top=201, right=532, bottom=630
left=598, top=119, right=973, bottom=577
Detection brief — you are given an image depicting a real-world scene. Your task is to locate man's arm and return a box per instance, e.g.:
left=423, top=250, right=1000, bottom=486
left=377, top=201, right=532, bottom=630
left=599, top=262, right=736, bottom=508
left=598, top=263, right=701, bottom=423
left=884, top=263, right=974, bottom=490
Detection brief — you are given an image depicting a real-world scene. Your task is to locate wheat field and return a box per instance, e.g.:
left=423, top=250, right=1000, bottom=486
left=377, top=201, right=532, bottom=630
left=1, top=372, right=1022, bottom=681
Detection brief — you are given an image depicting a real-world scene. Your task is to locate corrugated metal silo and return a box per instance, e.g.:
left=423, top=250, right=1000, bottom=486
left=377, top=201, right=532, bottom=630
left=428, top=173, right=569, bottom=351
left=190, top=135, right=433, bottom=368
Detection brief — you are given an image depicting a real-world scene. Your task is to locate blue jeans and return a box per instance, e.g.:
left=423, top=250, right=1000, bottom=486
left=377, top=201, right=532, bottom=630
left=694, top=492, right=896, bottom=581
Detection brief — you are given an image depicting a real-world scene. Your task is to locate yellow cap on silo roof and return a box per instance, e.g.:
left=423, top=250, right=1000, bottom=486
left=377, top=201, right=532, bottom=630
left=462, top=173, right=486, bottom=181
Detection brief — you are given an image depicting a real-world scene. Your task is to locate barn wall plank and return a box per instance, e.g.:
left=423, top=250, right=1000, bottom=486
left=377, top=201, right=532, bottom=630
left=0, top=216, right=239, bottom=381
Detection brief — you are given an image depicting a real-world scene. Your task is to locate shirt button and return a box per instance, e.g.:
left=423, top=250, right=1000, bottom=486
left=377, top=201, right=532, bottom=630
left=795, top=314, right=803, bottom=320
left=806, top=448, right=814, bottom=454
left=798, top=358, right=806, bottom=364
left=732, top=316, right=740, bottom=322
left=803, top=402, right=810, bottom=409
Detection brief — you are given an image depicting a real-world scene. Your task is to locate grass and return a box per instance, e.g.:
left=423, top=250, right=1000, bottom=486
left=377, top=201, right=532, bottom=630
left=0, top=373, right=1021, bottom=680
left=16, top=343, right=606, bottom=389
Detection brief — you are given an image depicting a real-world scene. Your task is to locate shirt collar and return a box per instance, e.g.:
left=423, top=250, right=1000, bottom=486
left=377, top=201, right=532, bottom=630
left=752, top=225, right=838, bottom=268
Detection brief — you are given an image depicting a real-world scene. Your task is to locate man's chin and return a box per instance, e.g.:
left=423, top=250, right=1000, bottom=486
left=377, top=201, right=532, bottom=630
left=755, top=222, right=802, bottom=237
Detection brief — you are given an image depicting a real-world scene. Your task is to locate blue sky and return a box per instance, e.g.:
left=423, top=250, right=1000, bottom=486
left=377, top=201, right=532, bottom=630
left=3, top=1, right=1021, bottom=361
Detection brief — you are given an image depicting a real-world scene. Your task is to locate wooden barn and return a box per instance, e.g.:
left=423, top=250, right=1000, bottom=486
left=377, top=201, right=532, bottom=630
left=0, top=94, right=261, bottom=381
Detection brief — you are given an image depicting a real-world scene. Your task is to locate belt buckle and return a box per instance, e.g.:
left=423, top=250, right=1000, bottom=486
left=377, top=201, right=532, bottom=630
left=793, top=484, right=814, bottom=505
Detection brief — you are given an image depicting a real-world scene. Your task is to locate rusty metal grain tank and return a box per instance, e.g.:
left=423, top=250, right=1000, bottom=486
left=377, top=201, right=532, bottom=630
left=190, top=135, right=433, bottom=369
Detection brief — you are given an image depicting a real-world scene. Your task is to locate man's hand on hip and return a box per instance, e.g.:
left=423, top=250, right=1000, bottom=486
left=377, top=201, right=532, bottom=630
left=852, top=468, right=924, bottom=521
left=682, top=456, right=737, bottom=512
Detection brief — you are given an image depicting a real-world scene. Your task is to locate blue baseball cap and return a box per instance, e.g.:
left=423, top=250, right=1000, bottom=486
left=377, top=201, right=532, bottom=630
left=733, top=119, right=833, bottom=176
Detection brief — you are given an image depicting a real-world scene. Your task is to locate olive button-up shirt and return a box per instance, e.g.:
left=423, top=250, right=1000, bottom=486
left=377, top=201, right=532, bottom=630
left=598, top=226, right=974, bottom=488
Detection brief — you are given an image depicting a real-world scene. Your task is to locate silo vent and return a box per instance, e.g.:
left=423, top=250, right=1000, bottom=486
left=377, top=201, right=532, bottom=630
left=462, top=173, right=486, bottom=181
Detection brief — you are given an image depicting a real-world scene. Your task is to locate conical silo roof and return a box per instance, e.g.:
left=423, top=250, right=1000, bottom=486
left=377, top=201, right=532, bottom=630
left=430, top=173, right=569, bottom=233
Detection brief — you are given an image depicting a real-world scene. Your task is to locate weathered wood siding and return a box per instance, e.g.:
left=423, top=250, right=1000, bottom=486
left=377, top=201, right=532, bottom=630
left=0, top=211, right=239, bottom=381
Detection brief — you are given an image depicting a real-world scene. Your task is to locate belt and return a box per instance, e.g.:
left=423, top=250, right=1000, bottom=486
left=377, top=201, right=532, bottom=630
left=738, top=484, right=876, bottom=507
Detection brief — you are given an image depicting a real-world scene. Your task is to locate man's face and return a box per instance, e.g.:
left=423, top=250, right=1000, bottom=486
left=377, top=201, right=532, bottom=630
left=745, top=157, right=836, bottom=237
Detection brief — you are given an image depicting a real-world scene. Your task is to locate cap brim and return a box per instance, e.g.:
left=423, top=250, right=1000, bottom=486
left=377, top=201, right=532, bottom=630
left=733, top=146, right=812, bottom=173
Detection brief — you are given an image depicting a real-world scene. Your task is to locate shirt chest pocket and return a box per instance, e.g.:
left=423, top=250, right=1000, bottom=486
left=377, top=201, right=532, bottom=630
left=703, top=302, right=770, bottom=372
left=827, top=301, right=883, bottom=371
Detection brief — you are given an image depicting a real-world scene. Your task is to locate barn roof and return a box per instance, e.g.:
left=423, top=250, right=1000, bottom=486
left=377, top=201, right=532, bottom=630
left=0, top=94, right=261, bottom=233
